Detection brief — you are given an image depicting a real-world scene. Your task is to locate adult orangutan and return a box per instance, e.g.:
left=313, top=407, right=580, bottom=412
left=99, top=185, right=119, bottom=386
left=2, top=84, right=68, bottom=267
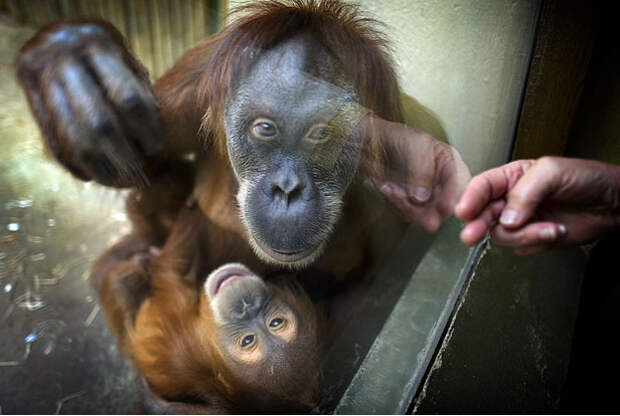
left=16, top=0, right=469, bottom=284
left=16, top=0, right=470, bottom=412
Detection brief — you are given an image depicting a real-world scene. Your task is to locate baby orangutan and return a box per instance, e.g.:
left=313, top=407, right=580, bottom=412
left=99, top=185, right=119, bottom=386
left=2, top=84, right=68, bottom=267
left=97, top=208, right=321, bottom=413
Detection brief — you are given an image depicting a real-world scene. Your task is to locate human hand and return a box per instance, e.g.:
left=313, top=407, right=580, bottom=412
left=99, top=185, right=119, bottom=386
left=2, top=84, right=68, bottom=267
left=366, top=116, right=471, bottom=233
left=455, top=157, right=620, bottom=254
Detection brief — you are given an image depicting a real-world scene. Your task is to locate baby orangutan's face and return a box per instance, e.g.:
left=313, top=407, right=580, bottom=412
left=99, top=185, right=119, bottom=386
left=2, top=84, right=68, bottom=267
left=132, top=262, right=321, bottom=412
left=202, top=263, right=320, bottom=409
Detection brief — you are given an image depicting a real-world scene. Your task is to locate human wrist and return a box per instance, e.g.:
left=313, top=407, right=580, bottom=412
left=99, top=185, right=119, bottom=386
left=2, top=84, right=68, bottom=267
left=604, top=161, right=620, bottom=229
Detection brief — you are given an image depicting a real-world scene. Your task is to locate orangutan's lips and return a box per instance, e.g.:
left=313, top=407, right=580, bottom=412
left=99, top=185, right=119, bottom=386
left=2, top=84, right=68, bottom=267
left=255, top=238, right=319, bottom=263
left=216, top=274, right=242, bottom=294
left=208, top=265, right=251, bottom=298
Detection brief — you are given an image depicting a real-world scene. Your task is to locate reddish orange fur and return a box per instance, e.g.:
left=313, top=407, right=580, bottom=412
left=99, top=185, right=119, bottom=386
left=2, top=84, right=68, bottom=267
left=156, top=0, right=402, bottom=163
left=18, top=1, right=411, bottom=410
left=147, top=0, right=408, bottom=282
left=100, top=207, right=320, bottom=411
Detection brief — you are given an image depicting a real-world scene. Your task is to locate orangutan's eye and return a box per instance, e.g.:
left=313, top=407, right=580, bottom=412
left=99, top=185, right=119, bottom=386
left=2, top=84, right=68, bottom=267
left=269, top=318, right=284, bottom=328
left=241, top=334, right=255, bottom=347
left=305, top=124, right=328, bottom=142
left=251, top=119, right=277, bottom=140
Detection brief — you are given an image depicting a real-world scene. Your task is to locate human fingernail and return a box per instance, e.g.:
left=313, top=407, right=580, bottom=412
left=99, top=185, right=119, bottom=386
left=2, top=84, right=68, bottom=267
left=410, top=186, right=431, bottom=202
left=455, top=202, right=463, bottom=215
left=380, top=183, right=392, bottom=195
left=558, top=224, right=567, bottom=236
left=539, top=226, right=556, bottom=241
left=499, top=209, right=520, bottom=225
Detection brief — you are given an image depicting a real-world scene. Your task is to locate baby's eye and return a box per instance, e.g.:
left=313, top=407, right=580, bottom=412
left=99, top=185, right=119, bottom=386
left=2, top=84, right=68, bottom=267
left=241, top=334, right=255, bottom=347
left=269, top=318, right=284, bottom=328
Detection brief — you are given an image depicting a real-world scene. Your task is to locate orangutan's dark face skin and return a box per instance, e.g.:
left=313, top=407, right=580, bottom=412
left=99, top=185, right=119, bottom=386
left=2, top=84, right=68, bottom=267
left=204, top=263, right=320, bottom=408
left=225, top=36, right=363, bottom=269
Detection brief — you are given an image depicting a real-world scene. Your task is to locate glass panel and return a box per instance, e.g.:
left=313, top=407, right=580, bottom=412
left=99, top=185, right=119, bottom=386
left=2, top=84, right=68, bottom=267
left=0, top=0, right=539, bottom=413
left=328, top=1, right=542, bottom=412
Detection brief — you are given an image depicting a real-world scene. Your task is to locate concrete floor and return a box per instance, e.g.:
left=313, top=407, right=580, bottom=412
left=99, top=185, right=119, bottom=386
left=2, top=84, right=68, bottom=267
left=0, top=16, right=140, bottom=414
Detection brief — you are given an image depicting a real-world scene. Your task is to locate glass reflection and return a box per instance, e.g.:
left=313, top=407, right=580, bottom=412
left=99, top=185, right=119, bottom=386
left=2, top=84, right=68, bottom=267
left=1, top=0, right=472, bottom=413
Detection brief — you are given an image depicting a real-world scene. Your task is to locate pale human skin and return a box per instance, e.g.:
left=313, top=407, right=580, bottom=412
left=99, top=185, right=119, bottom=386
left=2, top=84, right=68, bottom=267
left=455, top=156, right=620, bottom=255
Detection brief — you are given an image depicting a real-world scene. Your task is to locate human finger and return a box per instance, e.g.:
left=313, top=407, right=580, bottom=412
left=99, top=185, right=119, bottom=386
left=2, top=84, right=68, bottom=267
left=490, top=221, right=567, bottom=247
left=460, top=198, right=506, bottom=246
left=499, top=157, right=563, bottom=229
left=455, top=160, right=535, bottom=221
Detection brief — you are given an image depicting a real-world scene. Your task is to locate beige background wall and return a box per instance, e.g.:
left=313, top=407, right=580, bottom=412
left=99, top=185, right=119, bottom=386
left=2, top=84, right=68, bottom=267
left=354, top=0, right=541, bottom=174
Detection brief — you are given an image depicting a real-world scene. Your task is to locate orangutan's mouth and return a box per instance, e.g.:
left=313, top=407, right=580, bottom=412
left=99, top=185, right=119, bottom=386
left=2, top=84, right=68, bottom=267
left=206, top=264, right=252, bottom=298
left=255, top=238, right=320, bottom=264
